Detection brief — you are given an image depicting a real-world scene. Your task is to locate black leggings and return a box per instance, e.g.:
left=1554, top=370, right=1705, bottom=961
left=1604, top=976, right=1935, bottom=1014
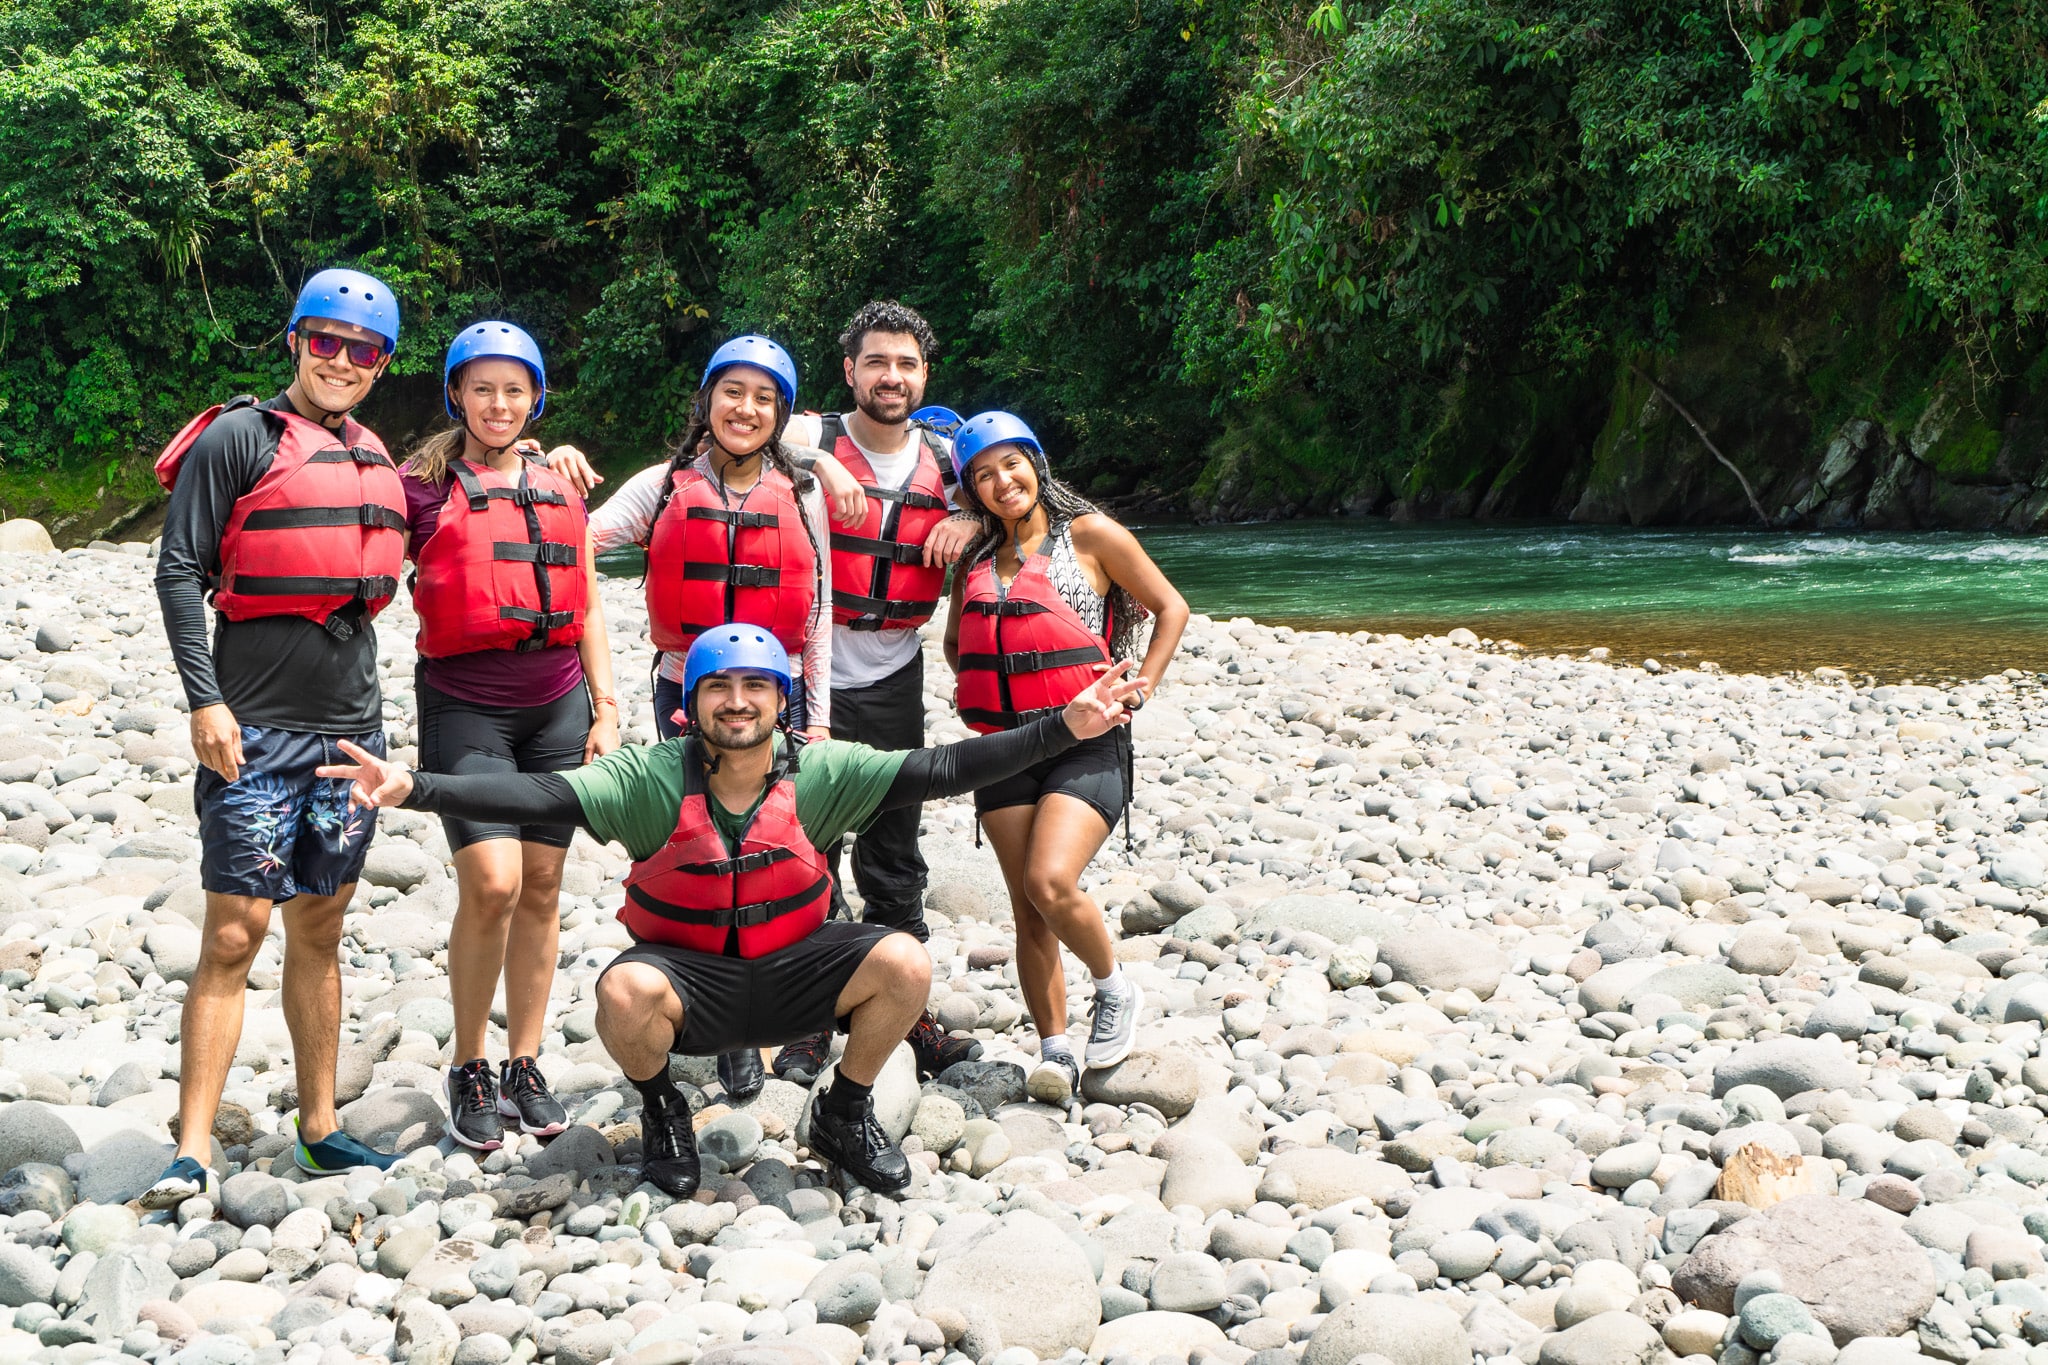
left=417, top=677, right=592, bottom=851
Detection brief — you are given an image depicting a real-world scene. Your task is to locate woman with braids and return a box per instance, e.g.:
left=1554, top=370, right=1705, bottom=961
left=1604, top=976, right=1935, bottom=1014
left=585, top=335, right=833, bottom=1102
left=942, top=412, right=1188, bottom=1103
left=402, top=322, right=620, bottom=1151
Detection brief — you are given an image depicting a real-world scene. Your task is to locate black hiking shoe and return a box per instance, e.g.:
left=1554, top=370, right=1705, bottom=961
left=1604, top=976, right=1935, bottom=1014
left=443, top=1060, right=503, bottom=1151
left=807, top=1091, right=911, bottom=1193
left=718, top=1048, right=764, bottom=1102
left=772, top=1032, right=831, bottom=1086
left=906, top=1010, right=981, bottom=1080
left=641, top=1095, right=702, bottom=1198
left=497, top=1056, right=568, bottom=1137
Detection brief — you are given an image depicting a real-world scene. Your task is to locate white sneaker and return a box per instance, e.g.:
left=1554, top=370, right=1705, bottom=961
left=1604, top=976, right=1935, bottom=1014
left=1028, top=1054, right=1082, bottom=1104
left=1084, top=981, right=1142, bottom=1069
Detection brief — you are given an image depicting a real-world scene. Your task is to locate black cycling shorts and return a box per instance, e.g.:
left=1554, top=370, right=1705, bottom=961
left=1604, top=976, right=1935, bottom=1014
left=602, top=921, right=903, bottom=1055
left=416, top=677, right=592, bottom=851
left=973, top=727, right=1130, bottom=827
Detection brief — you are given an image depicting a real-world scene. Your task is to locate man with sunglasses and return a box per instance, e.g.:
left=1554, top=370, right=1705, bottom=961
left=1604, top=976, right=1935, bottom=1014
left=147, top=268, right=411, bottom=1209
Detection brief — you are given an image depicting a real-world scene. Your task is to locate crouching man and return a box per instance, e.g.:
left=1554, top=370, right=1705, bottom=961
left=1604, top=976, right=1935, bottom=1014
left=319, top=627, right=1144, bottom=1195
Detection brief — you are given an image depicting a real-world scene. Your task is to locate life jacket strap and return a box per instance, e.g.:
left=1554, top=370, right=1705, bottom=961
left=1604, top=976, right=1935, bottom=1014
left=829, top=531, right=927, bottom=565
left=492, top=541, right=580, bottom=567
left=241, top=504, right=407, bottom=533
left=685, top=506, right=780, bottom=529
left=626, top=874, right=829, bottom=928
left=306, top=446, right=397, bottom=468
left=957, top=646, right=1104, bottom=676
left=963, top=598, right=1049, bottom=617
left=230, top=574, right=398, bottom=600
left=683, top=562, right=780, bottom=588
left=833, top=590, right=938, bottom=622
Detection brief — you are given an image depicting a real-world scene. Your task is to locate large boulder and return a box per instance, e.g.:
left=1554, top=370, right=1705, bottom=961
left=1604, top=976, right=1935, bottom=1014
left=1377, top=929, right=1508, bottom=999
left=916, top=1210, right=1101, bottom=1356
left=1303, top=1294, right=1470, bottom=1365
left=1673, top=1194, right=1937, bottom=1344
left=1079, top=1049, right=1200, bottom=1117
left=1711, top=1038, right=1859, bottom=1099
left=0, top=521, right=56, bottom=555
left=0, top=1100, right=84, bottom=1173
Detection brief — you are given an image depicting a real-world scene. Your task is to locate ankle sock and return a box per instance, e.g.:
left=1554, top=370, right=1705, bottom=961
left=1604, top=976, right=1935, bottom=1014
left=824, top=1073, right=873, bottom=1116
left=1092, top=965, right=1126, bottom=994
left=630, top=1067, right=684, bottom=1114
left=1040, top=1034, right=1076, bottom=1063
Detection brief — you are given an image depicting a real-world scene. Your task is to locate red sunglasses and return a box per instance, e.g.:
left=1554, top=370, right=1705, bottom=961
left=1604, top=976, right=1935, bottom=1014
left=298, top=331, right=386, bottom=368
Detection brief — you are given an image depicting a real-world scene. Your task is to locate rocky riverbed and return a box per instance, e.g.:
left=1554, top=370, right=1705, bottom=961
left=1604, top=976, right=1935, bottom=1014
left=1, top=540, right=2047, bottom=1365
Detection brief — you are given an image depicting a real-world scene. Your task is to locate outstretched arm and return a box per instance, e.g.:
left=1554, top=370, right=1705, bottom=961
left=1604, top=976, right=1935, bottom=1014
left=876, top=663, right=1146, bottom=810
left=317, top=742, right=588, bottom=827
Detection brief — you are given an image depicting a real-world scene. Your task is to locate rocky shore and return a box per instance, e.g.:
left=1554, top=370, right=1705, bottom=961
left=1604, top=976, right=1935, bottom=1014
left=0, top=539, right=2046, bottom=1365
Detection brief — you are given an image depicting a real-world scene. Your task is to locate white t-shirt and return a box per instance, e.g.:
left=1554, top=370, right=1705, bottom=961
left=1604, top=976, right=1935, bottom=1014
left=830, top=425, right=927, bottom=691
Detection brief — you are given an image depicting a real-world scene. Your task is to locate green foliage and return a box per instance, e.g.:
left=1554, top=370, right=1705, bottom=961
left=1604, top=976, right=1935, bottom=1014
left=2, top=0, right=2046, bottom=512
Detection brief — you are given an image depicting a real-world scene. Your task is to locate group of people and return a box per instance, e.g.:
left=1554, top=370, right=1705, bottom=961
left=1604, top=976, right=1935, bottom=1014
left=142, top=267, right=1188, bottom=1204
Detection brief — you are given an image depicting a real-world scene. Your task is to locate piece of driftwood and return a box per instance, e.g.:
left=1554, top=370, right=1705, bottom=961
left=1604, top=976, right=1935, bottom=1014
left=1714, top=1142, right=1825, bottom=1209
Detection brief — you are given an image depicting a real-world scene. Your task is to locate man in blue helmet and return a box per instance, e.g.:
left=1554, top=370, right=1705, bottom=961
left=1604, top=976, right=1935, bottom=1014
left=316, top=629, right=1149, bottom=1195
left=147, top=268, right=411, bottom=1208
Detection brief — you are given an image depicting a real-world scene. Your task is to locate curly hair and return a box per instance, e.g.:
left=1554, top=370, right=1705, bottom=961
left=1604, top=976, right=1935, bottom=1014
left=840, top=300, right=935, bottom=363
left=957, top=456, right=1148, bottom=664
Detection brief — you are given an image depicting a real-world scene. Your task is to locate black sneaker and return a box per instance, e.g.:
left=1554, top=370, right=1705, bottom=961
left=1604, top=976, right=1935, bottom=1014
left=717, top=1048, right=764, bottom=1102
left=906, top=1009, right=981, bottom=1080
left=807, top=1091, right=910, bottom=1193
left=641, top=1094, right=702, bottom=1197
left=444, top=1060, right=503, bottom=1151
left=497, top=1056, right=567, bottom=1137
left=772, top=1032, right=831, bottom=1085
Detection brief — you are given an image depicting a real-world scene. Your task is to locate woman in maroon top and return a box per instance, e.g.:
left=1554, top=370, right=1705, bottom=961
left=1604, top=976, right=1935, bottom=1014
left=403, top=322, right=620, bottom=1150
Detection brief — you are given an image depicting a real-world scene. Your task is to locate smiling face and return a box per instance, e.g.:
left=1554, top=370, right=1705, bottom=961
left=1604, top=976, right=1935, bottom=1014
left=693, top=671, right=786, bottom=751
left=967, top=442, right=1042, bottom=521
left=450, top=357, right=536, bottom=450
left=703, top=365, right=783, bottom=457
left=844, top=330, right=926, bottom=426
left=290, top=317, right=389, bottom=416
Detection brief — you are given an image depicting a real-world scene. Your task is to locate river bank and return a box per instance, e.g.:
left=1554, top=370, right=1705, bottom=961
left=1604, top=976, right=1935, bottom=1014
left=1, top=548, right=2048, bottom=1361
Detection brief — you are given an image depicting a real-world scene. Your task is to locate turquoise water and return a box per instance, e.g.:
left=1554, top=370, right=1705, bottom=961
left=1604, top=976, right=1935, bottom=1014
left=603, top=521, right=2048, bottom=678
left=1125, top=521, right=2048, bottom=679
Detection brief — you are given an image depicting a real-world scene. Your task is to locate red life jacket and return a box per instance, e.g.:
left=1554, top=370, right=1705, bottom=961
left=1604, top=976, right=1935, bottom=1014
left=156, top=396, right=407, bottom=628
left=618, top=734, right=830, bottom=959
left=411, top=457, right=590, bottom=657
left=644, top=465, right=817, bottom=655
left=955, top=552, right=1111, bottom=734
left=817, top=414, right=951, bottom=631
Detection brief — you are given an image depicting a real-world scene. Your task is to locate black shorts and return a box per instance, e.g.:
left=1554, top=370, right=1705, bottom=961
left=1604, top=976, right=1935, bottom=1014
left=973, top=727, right=1130, bottom=826
left=417, top=677, right=591, bottom=850
left=602, top=921, right=903, bottom=1055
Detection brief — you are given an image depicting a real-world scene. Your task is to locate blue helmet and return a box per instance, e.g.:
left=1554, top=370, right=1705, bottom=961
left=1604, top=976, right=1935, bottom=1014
left=701, top=335, right=798, bottom=408
left=911, top=405, right=964, bottom=438
left=290, top=268, right=400, bottom=353
left=443, top=321, right=547, bottom=419
left=682, top=626, right=793, bottom=707
left=951, top=410, right=1043, bottom=486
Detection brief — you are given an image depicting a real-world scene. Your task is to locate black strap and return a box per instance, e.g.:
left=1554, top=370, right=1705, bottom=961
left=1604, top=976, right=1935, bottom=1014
left=957, top=646, right=1104, bottom=676
left=674, top=847, right=797, bottom=877
left=830, top=531, right=926, bottom=565
left=964, top=597, right=1049, bottom=617
left=856, top=484, right=949, bottom=512
left=493, top=541, right=579, bottom=567
left=960, top=705, right=1063, bottom=730
left=685, top=505, right=779, bottom=529
left=306, top=446, right=397, bottom=468
left=817, top=412, right=844, bottom=452
left=241, top=505, right=407, bottom=533
left=500, top=606, right=578, bottom=628
left=452, top=460, right=571, bottom=511
left=833, top=590, right=936, bottom=620
left=627, top=875, right=830, bottom=929
left=230, top=574, right=398, bottom=600
left=683, top=562, right=780, bottom=588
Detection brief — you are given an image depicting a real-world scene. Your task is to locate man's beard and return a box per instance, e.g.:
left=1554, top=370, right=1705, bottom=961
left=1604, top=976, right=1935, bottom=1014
left=854, top=379, right=921, bottom=425
left=705, top=713, right=775, bottom=751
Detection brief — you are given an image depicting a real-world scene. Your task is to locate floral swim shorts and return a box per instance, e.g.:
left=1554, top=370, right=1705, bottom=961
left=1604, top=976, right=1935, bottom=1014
left=195, top=725, right=386, bottom=901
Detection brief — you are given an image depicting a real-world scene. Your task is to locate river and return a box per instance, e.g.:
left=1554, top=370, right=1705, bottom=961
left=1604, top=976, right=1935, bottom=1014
left=603, top=521, right=2048, bottom=681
